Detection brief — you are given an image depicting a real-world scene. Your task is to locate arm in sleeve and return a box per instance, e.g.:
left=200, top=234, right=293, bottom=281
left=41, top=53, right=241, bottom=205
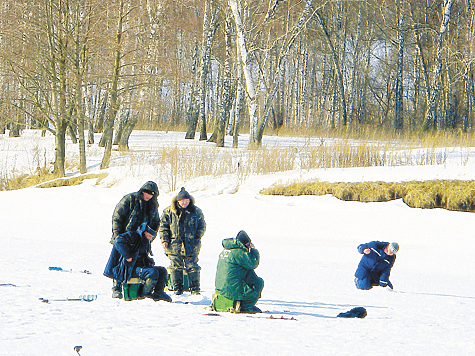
left=113, top=232, right=139, bottom=261
left=236, top=248, right=260, bottom=270
left=357, top=242, right=370, bottom=254
left=379, top=256, right=395, bottom=286
left=195, top=208, right=206, bottom=239
left=112, top=196, right=131, bottom=238
left=158, top=209, right=171, bottom=243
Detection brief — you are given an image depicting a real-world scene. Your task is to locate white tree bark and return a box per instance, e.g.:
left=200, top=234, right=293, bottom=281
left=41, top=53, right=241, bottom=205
left=228, top=0, right=259, bottom=147
left=423, top=0, right=454, bottom=130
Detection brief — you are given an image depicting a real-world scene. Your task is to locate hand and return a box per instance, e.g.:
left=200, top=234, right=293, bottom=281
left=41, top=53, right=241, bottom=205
left=126, top=257, right=132, bottom=262
left=162, top=241, right=169, bottom=249
left=248, top=242, right=255, bottom=252
left=363, top=248, right=370, bottom=254
left=144, top=231, right=154, bottom=241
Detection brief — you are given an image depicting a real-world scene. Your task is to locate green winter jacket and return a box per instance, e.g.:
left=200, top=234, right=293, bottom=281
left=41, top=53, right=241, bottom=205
left=159, top=195, right=206, bottom=244
left=215, top=238, right=260, bottom=301
left=111, top=181, right=160, bottom=241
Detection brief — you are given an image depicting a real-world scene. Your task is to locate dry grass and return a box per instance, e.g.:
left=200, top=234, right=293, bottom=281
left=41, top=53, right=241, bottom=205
left=5, top=168, right=109, bottom=190
left=261, top=179, right=475, bottom=213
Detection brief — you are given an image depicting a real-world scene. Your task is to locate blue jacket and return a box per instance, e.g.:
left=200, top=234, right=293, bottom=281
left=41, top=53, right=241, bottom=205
left=354, top=241, right=396, bottom=287
left=104, top=223, right=154, bottom=283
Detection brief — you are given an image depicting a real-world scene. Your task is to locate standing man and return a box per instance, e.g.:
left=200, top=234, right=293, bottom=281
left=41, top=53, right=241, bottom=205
left=354, top=241, right=399, bottom=290
left=214, top=230, right=264, bottom=313
left=110, top=181, right=160, bottom=298
left=159, top=187, right=206, bottom=295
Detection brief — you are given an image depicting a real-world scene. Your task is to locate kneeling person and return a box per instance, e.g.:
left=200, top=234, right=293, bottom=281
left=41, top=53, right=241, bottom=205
left=214, top=231, right=264, bottom=313
left=104, top=223, right=172, bottom=302
left=354, top=241, right=399, bottom=290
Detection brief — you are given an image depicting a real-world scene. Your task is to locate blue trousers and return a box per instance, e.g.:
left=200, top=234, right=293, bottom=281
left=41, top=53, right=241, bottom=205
left=132, top=266, right=167, bottom=281
left=354, top=276, right=377, bottom=290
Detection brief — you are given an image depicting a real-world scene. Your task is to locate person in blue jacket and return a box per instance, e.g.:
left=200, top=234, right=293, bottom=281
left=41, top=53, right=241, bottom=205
left=104, top=222, right=171, bottom=302
left=354, top=241, right=399, bottom=290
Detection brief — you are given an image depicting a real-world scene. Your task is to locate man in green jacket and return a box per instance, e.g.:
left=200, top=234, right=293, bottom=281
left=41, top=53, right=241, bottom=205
left=159, top=187, right=206, bottom=295
left=214, top=231, right=264, bottom=313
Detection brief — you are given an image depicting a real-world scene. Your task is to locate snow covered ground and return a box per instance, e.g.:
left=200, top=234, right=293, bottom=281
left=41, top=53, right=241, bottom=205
left=1, top=130, right=475, bottom=356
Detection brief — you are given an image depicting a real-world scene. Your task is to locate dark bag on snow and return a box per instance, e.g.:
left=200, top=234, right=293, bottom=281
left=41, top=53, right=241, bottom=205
left=337, top=307, right=367, bottom=318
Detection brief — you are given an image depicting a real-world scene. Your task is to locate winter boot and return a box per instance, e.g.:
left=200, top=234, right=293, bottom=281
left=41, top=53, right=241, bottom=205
left=112, top=280, right=123, bottom=299
left=170, top=269, right=184, bottom=295
left=240, top=304, right=262, bottom=314
left=187, top=271, right=201, bottom=295
left=142, top=278, right=158, bottom=299
left=150, top=270, right=172, bottom=302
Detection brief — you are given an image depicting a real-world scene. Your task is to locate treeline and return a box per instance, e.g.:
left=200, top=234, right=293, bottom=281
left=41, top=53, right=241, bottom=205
left=0, top=0, right=473, bottom=176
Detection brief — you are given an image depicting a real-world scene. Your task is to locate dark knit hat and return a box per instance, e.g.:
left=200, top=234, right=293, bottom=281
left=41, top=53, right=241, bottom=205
left=176, top=187, right=191, bottom=200
left=236, top=230, right=251, bottom=246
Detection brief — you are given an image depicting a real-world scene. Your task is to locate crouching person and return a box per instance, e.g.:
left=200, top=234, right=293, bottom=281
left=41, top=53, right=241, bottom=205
left=104, top=222, right=172, bottom=302
left=354, top=241, right=399, bottom=290
left=214, top=231, right=264, bottom=313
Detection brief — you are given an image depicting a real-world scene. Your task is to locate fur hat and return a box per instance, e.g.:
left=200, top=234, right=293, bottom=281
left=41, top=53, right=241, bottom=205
left=236, top=230, right=251, bottom=246
left=176, top=187, right=191, bottom=201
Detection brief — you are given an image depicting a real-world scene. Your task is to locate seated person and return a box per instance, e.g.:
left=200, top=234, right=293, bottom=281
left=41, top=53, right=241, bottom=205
left=104, top=222, right=171, bottom=302
left=354, top=241, right=399, bottom=290
left=214, top=231, right=264, bottom=313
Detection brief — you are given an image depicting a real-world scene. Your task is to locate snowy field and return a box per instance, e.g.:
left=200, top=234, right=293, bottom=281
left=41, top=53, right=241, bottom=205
left=1, top=130, right=475, bottom=356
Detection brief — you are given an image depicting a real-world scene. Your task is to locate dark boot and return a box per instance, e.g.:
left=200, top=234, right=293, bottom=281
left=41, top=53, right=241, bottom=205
left=187, top=271, right=200, bottom=295
left=240, top=304, right=262, bottom=313
left=112, top=280, right=123, bottom=299
left=170, top=269, right=183, bottom=295
left=142, top=278, right=158, bottom=298
left=150, top=270, right=172, bottom=302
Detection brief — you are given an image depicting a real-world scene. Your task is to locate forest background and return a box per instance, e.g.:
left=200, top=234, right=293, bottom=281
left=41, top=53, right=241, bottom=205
left=0, top=0, right=472, bottom=179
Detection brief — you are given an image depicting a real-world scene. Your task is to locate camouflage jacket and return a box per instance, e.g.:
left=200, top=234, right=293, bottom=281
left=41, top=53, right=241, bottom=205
left=111, top=181, right=160, bottom=241
left=159, top=194, right=206, bottom=244
left=214, top=238, right=260, bottom=301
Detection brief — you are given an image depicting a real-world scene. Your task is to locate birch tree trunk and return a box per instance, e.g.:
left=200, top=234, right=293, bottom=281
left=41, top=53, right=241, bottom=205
left=315, top=10, right=347, bottom=126
left=423, top=0, right=454, bottom=131
left=198, top=0, right=219, bottom=141
left=73, top=0, right=89, bottom=174
left=394, top=0, right=405, bottom=131
left=348, top=6, right=362, bottom=124
left=216, top=12, right=233, bottom=147
left=229, top=0, right=259, bottom=147
left=185, top=41, right=200, bottom=139
left=255, top=0, right=314, bottom=144
left=233, top=45, right=244, bottom=148
left=101, top=0, right=127, bottom=169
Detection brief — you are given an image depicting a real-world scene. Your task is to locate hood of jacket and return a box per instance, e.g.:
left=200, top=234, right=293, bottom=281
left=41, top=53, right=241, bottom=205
left=222, top=237, right=247, bottom=251
left=139, top=181, right=159, bottom=203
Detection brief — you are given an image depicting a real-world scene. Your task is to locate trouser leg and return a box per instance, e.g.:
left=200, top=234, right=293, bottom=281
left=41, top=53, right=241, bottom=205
left=112, top=280, right=123, bottom=299
left=354, top=275, right=374, bottom=290
left=240, top=271, right=264, bottom=309
left=187, top=270, right=200, bottom=294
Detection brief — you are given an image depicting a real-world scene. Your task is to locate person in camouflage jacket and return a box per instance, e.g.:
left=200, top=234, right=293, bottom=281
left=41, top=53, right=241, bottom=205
left=159, top=187, right=206, bottom=295
left=110, top=181, right=160, bottom=298
left=214, top=231, right=264, bottom=313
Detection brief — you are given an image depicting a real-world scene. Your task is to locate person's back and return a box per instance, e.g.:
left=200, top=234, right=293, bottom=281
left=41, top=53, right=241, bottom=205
left=214, top=231, right=263, bottom=313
